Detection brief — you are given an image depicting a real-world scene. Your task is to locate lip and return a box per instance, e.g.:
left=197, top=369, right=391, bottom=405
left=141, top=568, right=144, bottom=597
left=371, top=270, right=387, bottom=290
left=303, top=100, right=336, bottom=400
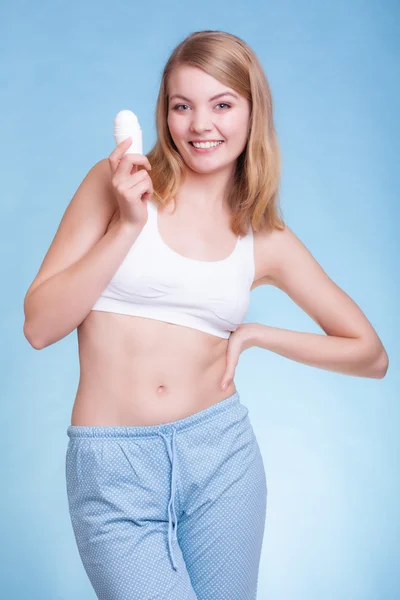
left=190, top=140, right=224, bottom=143
left=188, top=140, right=225, bottom=154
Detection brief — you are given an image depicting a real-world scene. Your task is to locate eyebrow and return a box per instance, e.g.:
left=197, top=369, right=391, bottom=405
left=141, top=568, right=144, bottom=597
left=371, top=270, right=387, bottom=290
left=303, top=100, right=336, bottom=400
left=169, top=92, right=239, bottom=103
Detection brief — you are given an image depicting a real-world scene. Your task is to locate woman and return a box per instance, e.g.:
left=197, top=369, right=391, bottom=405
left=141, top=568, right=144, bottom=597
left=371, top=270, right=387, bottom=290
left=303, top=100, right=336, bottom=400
left=23, top=30, right=388, bottom=600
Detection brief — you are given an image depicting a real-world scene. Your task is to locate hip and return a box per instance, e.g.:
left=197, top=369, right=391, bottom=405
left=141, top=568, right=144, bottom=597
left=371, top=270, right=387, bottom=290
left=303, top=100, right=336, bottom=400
left=67, top=390, right=265, bottom=504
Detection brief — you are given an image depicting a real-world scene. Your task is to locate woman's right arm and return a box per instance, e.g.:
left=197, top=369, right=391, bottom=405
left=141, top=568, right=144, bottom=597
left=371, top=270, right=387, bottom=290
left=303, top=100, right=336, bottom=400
left=23, top=219, right=142, bottom=350
left=24, top=140, right=153, bottom=350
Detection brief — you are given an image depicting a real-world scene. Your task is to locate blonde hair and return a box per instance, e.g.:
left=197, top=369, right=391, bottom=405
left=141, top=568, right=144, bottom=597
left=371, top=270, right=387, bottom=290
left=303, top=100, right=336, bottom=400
left=146, top=30, right=284, bottom=236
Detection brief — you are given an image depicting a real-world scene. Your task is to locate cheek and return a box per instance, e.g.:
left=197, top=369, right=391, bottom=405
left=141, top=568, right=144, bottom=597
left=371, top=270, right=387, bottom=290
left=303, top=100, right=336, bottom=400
left=168, top=113, right=184, bottom=137
left=167, top=113, right=174, bottom=135
left=224, top=114, right=248, bottom=137
left=167, top=113, right=176, bottom=136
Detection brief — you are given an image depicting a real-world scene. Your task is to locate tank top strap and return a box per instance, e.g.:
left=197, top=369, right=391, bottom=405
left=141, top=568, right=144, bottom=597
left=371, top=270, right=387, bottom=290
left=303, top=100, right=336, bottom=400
left=144, top=199, right=159, bottom=236
left=146, top=198, right=157, bottom=219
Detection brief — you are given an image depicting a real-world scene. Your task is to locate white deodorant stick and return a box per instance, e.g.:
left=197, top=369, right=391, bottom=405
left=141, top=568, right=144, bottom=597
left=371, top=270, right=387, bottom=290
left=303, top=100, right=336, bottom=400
left=114, top=110, right=143, bottom=155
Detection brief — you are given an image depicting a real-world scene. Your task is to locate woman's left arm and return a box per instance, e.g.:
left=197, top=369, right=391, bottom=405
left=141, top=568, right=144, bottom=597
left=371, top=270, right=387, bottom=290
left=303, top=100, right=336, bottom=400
left=238, top=224, right=388, bottom=381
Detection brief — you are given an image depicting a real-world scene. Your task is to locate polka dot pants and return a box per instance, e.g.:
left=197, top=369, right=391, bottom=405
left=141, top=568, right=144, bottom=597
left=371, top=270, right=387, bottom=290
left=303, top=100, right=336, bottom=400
left=65, top=391, right=267, bottom=599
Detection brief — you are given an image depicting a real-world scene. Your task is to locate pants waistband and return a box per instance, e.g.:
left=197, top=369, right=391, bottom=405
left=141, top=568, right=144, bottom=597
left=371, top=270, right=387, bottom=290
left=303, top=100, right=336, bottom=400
left=66, top=391, right=240, bottom=439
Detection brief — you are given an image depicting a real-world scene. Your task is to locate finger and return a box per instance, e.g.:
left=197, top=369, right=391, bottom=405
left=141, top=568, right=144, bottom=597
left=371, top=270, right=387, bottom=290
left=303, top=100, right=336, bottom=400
left=221, top=350, right=238, bottom=390
left=121, top=168, right=149, bottom=189
left=221, top=365, right=235, bottom=389
left=118, top=153, right=152, bottom=177
left=109, top=137, right=132, bottom=161
left=108, top=138, right=132, bottom=174
left=125, top=178, right=151, bottom=198
left=108, top=138, right=151, bottom=174
left=221, top=377, right=231, bottom=391
left=112, top=157, right=151, bottom=185
left=113, top=168, right=148, bottom=190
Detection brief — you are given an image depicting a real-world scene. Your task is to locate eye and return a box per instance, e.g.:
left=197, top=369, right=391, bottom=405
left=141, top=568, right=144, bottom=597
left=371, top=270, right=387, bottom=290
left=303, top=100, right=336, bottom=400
left=171, top=103, right=232, bottom=111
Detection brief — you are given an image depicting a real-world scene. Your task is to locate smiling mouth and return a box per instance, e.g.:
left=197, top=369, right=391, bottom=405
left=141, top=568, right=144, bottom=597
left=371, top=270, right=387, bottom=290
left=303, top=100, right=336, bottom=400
left=187, top=141, right=225, bottom=155
left=189, top=140, right=224, bottom=143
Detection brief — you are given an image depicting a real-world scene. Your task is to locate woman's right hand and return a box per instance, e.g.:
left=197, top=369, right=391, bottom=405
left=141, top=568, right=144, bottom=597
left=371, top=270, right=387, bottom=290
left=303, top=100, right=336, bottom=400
left=108, top=137, right=153, bottom=229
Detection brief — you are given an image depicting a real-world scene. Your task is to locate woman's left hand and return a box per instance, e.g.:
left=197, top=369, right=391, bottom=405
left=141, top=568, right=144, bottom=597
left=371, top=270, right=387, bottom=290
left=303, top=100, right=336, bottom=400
left=221, top=323, right=256, bottom=391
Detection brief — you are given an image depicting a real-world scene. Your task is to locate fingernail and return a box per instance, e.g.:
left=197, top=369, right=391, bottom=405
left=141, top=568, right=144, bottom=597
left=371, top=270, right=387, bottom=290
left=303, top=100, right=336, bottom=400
left=222, top=382, right=227, bottom=391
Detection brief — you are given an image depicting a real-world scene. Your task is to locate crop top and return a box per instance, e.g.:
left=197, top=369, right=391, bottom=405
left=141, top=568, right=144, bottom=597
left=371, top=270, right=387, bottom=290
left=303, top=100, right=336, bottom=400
left=91, top=198, right=255, bottom=338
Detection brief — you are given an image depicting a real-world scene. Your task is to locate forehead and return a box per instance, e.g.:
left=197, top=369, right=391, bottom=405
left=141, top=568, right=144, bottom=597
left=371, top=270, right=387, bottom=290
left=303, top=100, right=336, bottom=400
left=167, top=65, right=239, bottom=99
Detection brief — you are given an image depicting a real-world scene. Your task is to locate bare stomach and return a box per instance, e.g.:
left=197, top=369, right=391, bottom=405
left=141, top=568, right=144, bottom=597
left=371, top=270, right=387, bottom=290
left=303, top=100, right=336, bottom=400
left=71, top=309, right=237, bottom=426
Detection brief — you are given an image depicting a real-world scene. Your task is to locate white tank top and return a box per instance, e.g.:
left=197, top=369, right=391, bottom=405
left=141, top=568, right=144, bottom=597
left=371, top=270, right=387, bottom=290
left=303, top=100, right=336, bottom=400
left=91, top=198, right=255, bottom=338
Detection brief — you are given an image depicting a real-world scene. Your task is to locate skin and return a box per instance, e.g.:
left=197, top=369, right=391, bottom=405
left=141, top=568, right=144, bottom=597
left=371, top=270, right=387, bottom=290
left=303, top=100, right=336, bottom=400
left=166, top=65, right=251, bottom=217
left=71, top=64, right=388, bottom=427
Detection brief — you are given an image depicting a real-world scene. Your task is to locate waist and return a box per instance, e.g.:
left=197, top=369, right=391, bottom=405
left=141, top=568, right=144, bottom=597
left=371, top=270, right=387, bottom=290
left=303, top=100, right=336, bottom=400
left=68, top=390, right=243, bottom=438
left=72, top=311, right=235, bottom=426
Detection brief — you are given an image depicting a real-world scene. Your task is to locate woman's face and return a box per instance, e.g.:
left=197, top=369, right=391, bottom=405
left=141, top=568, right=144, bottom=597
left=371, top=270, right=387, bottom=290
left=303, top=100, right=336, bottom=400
left=167, top=65, right=251, bottom=174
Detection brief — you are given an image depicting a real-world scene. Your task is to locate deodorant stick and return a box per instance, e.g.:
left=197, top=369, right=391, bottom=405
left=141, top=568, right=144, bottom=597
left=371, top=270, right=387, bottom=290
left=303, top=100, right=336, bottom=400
left=114, top=110, right=143, bottom=155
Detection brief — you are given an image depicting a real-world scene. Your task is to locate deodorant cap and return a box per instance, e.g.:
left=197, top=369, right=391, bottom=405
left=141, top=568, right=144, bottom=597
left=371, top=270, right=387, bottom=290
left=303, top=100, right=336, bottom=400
left=114, top=110, right=142, bottom=154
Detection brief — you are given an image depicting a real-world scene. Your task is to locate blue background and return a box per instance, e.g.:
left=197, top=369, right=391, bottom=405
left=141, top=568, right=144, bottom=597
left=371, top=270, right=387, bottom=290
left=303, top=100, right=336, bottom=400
left=2, top=1, right=398, bottom=598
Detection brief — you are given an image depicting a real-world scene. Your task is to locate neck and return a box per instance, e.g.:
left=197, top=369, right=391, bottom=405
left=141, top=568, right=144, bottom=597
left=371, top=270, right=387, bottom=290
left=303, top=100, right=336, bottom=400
left=175, top=163, right=236, bottom=215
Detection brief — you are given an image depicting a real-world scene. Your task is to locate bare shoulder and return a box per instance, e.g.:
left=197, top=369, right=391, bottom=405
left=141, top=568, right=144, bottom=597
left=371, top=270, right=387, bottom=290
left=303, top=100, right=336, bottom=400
left=254, top=222, right=321, bottom=285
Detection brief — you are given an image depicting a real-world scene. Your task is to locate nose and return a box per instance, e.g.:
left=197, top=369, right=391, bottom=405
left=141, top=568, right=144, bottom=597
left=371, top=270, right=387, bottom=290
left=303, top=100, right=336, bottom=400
left=190, top=122, right=213, bottom=135
left=189, top=109, right=214, bottom=135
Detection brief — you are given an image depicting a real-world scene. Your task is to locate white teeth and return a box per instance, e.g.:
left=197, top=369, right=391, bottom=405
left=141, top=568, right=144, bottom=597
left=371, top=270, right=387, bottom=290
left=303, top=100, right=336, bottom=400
left=192, top=141, right=223, bottom=149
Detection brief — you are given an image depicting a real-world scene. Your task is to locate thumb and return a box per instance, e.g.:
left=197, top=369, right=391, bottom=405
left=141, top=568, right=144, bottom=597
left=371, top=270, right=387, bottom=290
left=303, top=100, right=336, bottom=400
left=221, top=332, right=241, bottom=391
left=221, top=379, right=231, bottom=391
left=221, top=368, right=235, bottom=391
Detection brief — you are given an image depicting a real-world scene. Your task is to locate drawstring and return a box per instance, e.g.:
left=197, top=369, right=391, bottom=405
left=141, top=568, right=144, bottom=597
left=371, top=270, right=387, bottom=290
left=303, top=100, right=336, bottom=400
left=158, top=426, right=179, bottom=571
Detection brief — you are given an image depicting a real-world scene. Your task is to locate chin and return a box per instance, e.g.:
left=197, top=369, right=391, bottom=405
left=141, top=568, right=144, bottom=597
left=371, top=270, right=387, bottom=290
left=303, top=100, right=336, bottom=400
left=189, top=162, right=230, bottom=175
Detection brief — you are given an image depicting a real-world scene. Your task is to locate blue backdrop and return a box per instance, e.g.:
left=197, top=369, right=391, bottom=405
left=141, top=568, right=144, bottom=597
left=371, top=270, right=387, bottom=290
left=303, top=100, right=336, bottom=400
left=2, top=1, right=398, bottom=598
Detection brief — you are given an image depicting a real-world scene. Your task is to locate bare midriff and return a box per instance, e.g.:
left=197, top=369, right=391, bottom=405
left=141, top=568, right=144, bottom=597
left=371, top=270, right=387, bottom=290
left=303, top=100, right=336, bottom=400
left=72, top=310, right=240, bottom=426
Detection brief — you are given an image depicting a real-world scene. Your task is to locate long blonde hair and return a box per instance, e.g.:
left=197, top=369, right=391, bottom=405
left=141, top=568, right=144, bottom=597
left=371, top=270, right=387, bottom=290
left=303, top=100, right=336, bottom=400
left=146, top=30, right=284, bottom=236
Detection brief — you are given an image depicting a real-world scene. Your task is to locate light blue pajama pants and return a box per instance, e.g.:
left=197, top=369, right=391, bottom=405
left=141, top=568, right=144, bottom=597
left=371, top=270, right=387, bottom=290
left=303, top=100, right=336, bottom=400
left=65, top=391, right=268, bottom=599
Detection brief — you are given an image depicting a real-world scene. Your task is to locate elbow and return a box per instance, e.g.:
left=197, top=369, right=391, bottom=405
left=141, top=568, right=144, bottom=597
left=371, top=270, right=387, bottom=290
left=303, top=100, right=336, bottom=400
left=23, top=321, right=45, bottom=350
left=355, top=333, right=388, bottom=379
left=375, top=350, right=389, bottom=379
left=369, top=348, right=389, bottom=379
